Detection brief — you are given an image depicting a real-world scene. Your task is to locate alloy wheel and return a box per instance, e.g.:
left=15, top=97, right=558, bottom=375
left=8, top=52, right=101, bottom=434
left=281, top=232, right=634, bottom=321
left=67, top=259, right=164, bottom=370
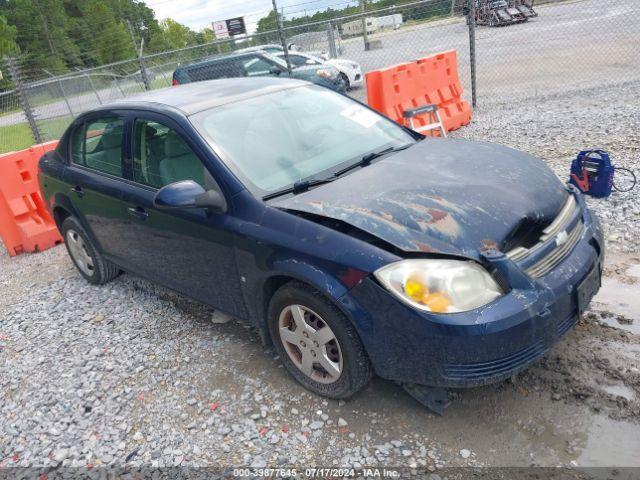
left=278, top=304, right=343, bottom=384
left=66, top=229, right=94, bottom=276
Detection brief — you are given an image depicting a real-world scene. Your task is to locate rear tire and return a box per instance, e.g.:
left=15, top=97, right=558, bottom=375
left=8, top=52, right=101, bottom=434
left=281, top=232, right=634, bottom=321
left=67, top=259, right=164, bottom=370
left=61, top=217, right=120, bottom=285
left=268, top=281, right=372, bottom=398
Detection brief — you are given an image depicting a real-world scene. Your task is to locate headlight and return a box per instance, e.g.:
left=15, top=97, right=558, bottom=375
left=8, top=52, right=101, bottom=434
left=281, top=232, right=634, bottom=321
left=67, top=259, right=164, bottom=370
left=374, top=259, right=503, bottom=314
left=316, top=68, right=337, bottom=79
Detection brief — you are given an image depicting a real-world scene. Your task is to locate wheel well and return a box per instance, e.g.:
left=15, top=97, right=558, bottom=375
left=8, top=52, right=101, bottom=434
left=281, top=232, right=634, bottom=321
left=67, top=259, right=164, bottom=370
left=53, top=206, right=71, bottom=230
left=262, top=275, right=294, bottom=320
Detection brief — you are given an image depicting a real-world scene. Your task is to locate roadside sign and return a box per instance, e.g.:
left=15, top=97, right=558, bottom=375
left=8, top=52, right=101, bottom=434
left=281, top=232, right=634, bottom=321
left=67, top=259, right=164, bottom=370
left=212, top=20, right=229, bottom=39
left=212, top=17, right=246, bottom=39
left=226, top=17, right=246, bottom=36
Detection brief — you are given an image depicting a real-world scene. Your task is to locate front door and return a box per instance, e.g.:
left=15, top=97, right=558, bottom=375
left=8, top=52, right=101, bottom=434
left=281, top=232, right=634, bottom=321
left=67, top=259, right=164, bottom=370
left=117, top=113, right=247, bottom=317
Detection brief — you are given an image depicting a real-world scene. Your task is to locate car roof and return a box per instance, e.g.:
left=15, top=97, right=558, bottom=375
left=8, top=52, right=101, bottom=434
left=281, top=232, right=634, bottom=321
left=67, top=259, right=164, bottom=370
left=86, top=77, right=308, bottom=116
left=236, top=44, right=282, bottom=53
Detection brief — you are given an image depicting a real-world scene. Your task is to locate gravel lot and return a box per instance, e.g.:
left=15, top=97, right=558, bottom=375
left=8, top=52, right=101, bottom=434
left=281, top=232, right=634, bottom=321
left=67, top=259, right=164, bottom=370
left=1, top=0, right=640, bottom=475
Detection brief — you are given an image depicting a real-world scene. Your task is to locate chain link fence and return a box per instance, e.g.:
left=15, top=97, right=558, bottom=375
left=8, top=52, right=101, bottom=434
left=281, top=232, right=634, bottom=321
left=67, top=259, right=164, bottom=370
left=0, top=0, right=638, bottom=153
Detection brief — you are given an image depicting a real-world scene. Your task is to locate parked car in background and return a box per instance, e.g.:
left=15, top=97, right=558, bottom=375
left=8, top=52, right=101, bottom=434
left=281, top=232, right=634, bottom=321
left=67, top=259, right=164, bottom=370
left=172, top=51, right=346, bottom=92
left=274, top=51, right=363, bottom=89
left=39, top=78, right=603, bottom=403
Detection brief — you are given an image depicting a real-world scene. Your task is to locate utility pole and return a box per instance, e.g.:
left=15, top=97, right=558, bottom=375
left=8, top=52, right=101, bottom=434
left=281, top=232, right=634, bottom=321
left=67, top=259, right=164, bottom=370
left=272, top=0, right=293, bottom=76
left=126, top=20, right=151, bottom=90
left=360, top=0, right=370, bottom=51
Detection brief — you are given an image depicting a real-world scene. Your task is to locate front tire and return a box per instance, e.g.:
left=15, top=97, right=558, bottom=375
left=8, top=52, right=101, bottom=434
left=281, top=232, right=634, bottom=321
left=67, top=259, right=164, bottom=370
left=61, top=217, right=120, bottom=285
left=268, top=281, right=372, bottom=398
left=339, top=72, right=351, bottom=90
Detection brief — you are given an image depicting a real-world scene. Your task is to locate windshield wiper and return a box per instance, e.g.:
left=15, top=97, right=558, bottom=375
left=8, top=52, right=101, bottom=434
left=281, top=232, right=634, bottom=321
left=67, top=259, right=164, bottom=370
left=262, top=144, right=414, bottom=201
left=263, top=177, right=336, bottom=201
left=333, top=143, right=414, bottom=177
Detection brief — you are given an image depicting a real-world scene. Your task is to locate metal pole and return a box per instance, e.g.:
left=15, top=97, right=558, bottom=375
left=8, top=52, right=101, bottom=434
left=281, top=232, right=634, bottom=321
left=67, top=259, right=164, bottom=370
left=6, top=56, right=42, bottom=144
left=451, top=0, right=456, bottom=16
left=467, top=0, right=477, bottom=108
left=138, top=39, right=152, bottom=91
left=272, top=0, right=293, bottom=76
left=360, top=0, right=370, bottom=51
left=127, top=20, right=151, bottom=90
left=327, top=21, right=338, bottom=59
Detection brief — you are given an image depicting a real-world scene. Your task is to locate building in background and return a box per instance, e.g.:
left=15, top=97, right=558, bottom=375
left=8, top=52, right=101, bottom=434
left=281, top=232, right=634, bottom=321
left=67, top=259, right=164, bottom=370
left=341, top=14, right=403, bottom=36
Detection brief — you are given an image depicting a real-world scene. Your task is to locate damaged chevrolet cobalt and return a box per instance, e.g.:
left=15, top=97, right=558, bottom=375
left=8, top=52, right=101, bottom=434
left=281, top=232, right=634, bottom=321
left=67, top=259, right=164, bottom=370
left=39, top=78, right=604, bottom=405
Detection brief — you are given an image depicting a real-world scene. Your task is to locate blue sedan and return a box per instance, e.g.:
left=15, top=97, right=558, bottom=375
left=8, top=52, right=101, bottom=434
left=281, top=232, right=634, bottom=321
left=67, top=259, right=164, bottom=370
left=38, top=78, right=603, bottom=406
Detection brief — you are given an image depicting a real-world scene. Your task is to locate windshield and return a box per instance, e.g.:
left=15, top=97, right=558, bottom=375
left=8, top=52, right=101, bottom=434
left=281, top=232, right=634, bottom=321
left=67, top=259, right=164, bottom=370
left=190, top=85, right=415, bottom=195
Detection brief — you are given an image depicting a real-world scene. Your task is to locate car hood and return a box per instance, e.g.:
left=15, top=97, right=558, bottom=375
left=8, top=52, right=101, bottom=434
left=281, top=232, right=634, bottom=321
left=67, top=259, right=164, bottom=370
left=273, top=139, right=568, bottom=260
left=326, top=59, right=357, bottom=68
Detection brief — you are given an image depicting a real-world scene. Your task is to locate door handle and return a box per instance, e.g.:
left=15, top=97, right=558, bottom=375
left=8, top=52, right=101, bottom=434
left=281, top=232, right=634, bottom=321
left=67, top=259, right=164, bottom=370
left=70, top=186, right=85, bottom=198
left=127, top=206, right=149, bottom=220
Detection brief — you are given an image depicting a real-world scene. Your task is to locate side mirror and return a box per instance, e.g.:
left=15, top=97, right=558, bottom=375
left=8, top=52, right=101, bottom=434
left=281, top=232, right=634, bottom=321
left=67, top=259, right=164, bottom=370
left=153, top=180, right=227, bottom=213
left=269, top=65, right=283, bottom=75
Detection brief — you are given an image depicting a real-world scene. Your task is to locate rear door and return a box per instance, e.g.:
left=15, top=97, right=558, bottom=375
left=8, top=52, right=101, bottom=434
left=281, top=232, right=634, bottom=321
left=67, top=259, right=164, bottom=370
left=117, top=112, right=247, bottom=317
left=63, top=113, right=130, bottom=263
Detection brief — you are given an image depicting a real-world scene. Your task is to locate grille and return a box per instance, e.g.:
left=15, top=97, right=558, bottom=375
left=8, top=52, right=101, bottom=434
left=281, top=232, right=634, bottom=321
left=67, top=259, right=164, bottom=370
left=443, top=341, right=547, bottom=381
left=507, top=195, right=584, bottom=278
left=524, top=220, right=584, bottom=278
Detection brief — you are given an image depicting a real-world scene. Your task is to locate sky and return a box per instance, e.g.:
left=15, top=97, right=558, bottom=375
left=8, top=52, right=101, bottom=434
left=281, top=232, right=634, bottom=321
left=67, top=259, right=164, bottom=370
left=147, top=0, right=358, bottom=33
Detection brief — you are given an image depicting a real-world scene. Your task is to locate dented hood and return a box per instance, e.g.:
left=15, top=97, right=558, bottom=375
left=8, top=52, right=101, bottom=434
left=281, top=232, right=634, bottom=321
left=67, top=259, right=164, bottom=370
left=273, top=139, right=568, bottom=259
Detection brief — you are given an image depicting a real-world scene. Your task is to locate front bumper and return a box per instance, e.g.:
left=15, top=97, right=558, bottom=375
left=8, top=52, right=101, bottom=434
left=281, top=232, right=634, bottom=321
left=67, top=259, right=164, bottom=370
left=339, top=205, right=604, bottom=388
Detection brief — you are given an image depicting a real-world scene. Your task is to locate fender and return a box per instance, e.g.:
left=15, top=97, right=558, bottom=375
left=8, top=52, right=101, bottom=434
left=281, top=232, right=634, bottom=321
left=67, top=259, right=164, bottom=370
left=239, top=249, right=370, bottom=348
left=50, top=192, right=104, bottom=253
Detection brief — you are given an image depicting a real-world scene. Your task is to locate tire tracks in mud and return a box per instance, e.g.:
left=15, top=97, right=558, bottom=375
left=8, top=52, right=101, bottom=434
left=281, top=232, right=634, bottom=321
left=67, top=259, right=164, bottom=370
left=522, top=316, right=639, bottom=422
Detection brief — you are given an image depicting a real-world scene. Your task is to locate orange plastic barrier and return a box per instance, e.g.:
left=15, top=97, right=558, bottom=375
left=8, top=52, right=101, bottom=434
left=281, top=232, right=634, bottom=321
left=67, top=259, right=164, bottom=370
left=365, top=50, right=472, bottom=135
left=0, top=141, right=62, bottom=256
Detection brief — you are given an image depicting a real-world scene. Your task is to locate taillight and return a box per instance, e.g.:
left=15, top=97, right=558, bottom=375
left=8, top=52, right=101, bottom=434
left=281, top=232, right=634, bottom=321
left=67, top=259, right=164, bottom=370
left=172, top=78, right=179, bottom=86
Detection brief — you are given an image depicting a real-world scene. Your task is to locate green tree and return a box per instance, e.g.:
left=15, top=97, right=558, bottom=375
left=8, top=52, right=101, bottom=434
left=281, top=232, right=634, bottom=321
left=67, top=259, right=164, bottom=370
left=159, top=18, right=195, bottom=50
left=3, top=0, right=78, bottom=72
left=0, top=15, right=18, bottom=56
left=81, top=0, right=133, bottom=65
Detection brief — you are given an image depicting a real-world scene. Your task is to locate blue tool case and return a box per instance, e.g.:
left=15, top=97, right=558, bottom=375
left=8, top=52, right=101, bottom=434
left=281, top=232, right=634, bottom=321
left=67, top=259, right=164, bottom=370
left=569, top=150, right=614, bottom=198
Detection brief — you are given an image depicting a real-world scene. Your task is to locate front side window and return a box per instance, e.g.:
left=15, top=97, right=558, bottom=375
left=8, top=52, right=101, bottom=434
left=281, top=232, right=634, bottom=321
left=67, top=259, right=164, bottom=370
left=132, top=119, right=205, bottom=188
left=70, top=117, right=124, bottom=176
left=190, top=84, right=414, bottom=194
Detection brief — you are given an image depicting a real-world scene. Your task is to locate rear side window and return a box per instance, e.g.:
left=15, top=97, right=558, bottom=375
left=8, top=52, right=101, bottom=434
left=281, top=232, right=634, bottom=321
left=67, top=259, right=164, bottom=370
left=186, top=60, right=245, bottom=82
left=70, top=117, right=124, bottom=177
left=132, top=119, right=205, bottom=188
